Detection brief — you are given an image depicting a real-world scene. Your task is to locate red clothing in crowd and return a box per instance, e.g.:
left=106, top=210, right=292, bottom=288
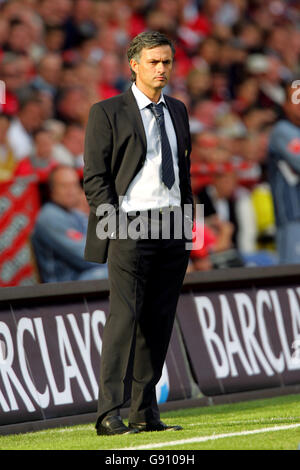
left=14, top=157, right=57, bottom=182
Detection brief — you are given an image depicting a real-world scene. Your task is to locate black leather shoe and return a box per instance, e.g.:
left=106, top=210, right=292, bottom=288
left=128, top=420, right=182, bottom=432
left=97, top=416, right=140, bottom=436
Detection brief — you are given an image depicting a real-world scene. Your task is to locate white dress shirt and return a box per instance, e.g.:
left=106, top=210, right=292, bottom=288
left=120, top=83, right=181, bottom=212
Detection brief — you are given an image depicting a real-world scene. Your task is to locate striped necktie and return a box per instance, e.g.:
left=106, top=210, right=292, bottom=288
left=149, top=102, right=175, bottom=190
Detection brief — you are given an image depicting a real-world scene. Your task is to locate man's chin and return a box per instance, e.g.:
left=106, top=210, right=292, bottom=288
left=153, top=80, right=167, bottom=89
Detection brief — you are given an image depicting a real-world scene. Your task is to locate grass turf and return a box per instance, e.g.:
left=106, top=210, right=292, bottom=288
left=1, top=394, right=300, bottom=450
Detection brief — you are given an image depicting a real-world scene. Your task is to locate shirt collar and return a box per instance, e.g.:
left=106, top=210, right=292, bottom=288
left=131, top=82, right=166, bottom=110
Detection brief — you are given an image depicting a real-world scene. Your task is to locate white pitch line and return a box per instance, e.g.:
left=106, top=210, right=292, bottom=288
left=187, top=417, right=299, bottom=426
left=119, top=423, right=300, bottom=450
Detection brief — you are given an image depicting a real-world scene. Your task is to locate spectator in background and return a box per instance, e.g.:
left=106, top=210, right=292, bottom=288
left=37, top=0, right=73, bottom=28
left=196, top=168, right=257, bottom=254
left=7, top=95, right=43, bottom=160
left=55, top=85, right=90, bottom=125
left=189, top=220, right=234, bottom=272
left=235, top=19, right=264, bottom=52
left=246, top=53, right=286, bottom=115
left=0, top=52, right=27, bottom=115
left=268, top=83, right=300, bottom=264
left=241, top=105, right=276, bottom=134
left=63, top=0, right=97, bottom=50
left=43, top=118, right=66, bottom=144
left=29, top=52, right=63, bottom=98
left=190, top=99, right=219, bottom=132
left=53, top=123, right=85, bottom=167
left=74, top=61, right=102, bottom=103
left=3, top=17, right=33, bottom=55
left=232, top=76, right=260, bottom=114
left=97, top=52, right=128, bottom=98
left=191, top=130, right=220, bottom=165
left=14, top=126, right=57, bottom=180
left=186, top=66, right=211, bottom=106
left=44, top=25, right=66, bottom=53
left=32, top=165, right=108, bottom=282
left=195, top=37, right=221, bottom=70
left=0, top=113, right=18, bottom=181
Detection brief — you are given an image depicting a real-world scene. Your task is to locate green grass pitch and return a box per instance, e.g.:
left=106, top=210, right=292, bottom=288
left=1, top=394, right=300, bottom=450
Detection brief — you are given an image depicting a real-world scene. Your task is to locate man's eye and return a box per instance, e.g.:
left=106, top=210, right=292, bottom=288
left=149, top=60, right=171, bottom=65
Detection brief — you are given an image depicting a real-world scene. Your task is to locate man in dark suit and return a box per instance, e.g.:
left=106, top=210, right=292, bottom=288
left=83, top=31, right=194, bottom=436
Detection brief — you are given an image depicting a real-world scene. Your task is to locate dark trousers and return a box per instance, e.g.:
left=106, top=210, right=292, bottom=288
left=96, top=210, right=190, bottom=426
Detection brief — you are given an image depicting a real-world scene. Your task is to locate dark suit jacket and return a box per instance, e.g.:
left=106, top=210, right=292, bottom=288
left=83, top=87, right=194, bottom=263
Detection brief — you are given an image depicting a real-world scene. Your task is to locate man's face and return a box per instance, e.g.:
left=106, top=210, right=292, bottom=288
left=131, top=45, right=173, bottom=96
left=40, top=56, right=62, bottom=85
left=51, top=168, right=81, bottom=210
left=35, top=131, right=54, bottom=159
left=63, top=127, right=85, bottom=155
left=213, top=171, right=237, bottom=199
left=20, top=103, right=43, bottom=132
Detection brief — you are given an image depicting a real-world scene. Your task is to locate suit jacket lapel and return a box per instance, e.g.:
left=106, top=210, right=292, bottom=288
left=122, top=87, right=147, bottom=153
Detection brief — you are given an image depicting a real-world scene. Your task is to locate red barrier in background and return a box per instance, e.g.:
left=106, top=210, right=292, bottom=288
left=0, top=177, right=41, bottom=287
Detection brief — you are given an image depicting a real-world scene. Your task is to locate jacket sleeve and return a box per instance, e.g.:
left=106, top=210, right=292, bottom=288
left=270, top=122, right=300, bottom=174
left=83, top=103, right=119, bottom=216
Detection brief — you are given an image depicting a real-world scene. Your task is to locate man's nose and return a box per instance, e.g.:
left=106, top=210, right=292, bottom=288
left=156, top=62, right=166, bottom=74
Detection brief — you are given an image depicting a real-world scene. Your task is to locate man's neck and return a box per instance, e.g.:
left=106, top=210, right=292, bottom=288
left=134, top=81, right=162, bottom=103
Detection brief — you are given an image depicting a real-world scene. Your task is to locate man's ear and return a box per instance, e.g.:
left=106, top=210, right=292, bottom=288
left=130, top=58, right=139, bottom=76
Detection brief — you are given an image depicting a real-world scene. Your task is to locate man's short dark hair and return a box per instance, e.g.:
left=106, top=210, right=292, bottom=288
left=127, top=30, right=175, bottom=82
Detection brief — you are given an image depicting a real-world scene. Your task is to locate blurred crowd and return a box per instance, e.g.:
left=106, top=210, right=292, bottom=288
left=0, top=0, right=300, bottom=281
